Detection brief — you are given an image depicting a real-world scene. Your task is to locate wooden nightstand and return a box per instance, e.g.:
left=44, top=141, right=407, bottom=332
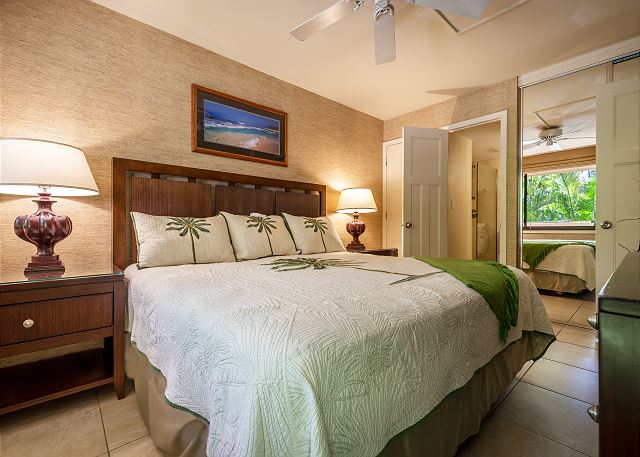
left=358, top=248, right=399, bottom=257
left=0, top=267, right=125, bottom=415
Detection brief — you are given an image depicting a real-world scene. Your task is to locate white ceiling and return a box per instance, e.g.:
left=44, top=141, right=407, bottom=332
left=90, top=0, right=640, bottom=120
left=456, top=121, right=501, bottom=162
left=521, top=64, right=603, bottom=156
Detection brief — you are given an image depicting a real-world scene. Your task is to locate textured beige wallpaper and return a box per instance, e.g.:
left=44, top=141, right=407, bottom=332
left=0, top=0, right=383, bottom=275
left=383, top=80, right=519, bottom=265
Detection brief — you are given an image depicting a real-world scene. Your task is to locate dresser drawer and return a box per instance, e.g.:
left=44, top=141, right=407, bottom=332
left=0, top=294, right=113, bottom=346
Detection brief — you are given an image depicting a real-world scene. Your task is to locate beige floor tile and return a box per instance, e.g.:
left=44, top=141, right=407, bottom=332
left=551, top=322, right=564, bottom=335
left=515, top=360, right=534, bottom=379
left=0, top=395, right=107, bottom=457
left=98, top=386, right=148, bottom=450
left=522, top=358, right=598, bottom=404
left=543, top=341, right=598, bottom=372
left=568, top=302, right=597, bottom=328
left=457, top=413, right=584, bottom=457
left=496, top=381, right=598, bottom=456
left=110, top=435, right=162, bottom=457
left=542, top=297, right=582, bottom=323
left=557, top=325, right=598, bottom=349
left=0, top=390, right=96, bottom=431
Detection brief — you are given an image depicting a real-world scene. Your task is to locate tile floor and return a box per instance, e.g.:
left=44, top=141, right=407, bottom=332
left=457, top=290, right=599, bottom=457
left=0, top=293, right=598, bottom=457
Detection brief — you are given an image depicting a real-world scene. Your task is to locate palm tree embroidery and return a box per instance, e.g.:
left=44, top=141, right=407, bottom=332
left=303, top=217, right=328, bottom=252
left=265, top=257, right=440, bottom=285
left=247, top=215, right=277, bottom=255
left=166, top=217, right=211, bottom=263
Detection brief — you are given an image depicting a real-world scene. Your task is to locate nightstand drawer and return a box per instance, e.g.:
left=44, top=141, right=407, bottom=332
left=0, top=294, right=113, bottom=346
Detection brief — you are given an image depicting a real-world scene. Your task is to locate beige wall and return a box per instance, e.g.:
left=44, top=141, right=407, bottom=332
left=447, top=133, right=472, bottom=259
left=384, top=79, right=519, bottom=265
left=0, top=0, right=383, bottom=275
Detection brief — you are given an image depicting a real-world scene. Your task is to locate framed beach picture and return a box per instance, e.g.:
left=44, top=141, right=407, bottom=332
left=192, top=84, right=287, bottom=166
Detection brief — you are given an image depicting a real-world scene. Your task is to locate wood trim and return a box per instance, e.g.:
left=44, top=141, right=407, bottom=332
left=0, top=327, right=113, bottom=358
left=112, top=158, right=327, bottom=270
left=112, top=280, right=125, bottom=399
left=0, top=283, right=115, bottom=305
left=191, top=84, right=288, bottom=167
left=0, top=274, right=121, bottom=295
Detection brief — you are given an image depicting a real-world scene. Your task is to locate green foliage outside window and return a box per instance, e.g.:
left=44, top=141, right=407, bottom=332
left=525, top=170, right=596, bottom=225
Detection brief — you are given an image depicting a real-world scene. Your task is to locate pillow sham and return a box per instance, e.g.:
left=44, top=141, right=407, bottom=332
left=220, top=212, right=298, bottom=260
left=131, top=212, right=235, bottom=268
left=282, top=213, right=345, bottom=254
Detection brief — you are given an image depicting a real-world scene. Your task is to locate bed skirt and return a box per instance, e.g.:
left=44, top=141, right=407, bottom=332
left=526, top=269, right=588, bottom=294
left=125, top=333, right=537, bottom=457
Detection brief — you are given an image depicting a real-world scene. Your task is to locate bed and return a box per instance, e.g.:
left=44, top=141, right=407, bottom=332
left=113, top=158, right=555, bottom=457
left=522, top=240, right=596, bottom=293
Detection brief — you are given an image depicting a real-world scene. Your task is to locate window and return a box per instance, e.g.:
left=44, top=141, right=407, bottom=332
left=524, top=169, right=596, bottom=230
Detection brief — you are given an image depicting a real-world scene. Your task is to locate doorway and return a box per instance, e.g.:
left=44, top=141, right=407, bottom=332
left=381, top=111, right=507, bottom=263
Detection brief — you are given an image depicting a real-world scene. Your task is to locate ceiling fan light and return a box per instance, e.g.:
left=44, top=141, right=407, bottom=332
left=546, top=139, right=554, bottom=146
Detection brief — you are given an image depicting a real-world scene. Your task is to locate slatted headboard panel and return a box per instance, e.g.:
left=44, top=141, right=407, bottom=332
left=113, top=158, right=326, bottom=270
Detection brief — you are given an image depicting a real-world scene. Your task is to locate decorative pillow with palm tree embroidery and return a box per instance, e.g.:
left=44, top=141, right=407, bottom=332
left=131, top=212, right=235, bottom=268
left=220, top=212, right=298, bottom=261
left=282, top=213, right=346, bottom=254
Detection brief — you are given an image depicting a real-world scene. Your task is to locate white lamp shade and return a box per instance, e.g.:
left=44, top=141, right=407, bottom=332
left=0, top=139, right=98, bottom=196
left=336, top=188, right=377, bottom=214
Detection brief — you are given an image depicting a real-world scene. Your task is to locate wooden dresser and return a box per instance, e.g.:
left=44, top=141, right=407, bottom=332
left=0, top=267, right=125, bottom=414
left=596, top=251, right=640, bottom=457
left=358, top=248, right=399, bottom=257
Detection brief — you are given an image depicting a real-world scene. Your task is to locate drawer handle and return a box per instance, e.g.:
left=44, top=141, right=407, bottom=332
left=22, top=319, right=35, bottom=329
left=587, top=313, right=599, bottom=330
left=587, top=405, right=599, bottom=423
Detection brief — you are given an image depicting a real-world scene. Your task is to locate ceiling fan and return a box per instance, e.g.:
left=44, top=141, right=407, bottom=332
left=290, top=0, right=492, bottom=65
left=523, top=127, right=596, bottom=151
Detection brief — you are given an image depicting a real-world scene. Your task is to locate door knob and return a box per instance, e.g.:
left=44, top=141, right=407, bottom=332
left=587, top=313, right=599, bottom=330
left=600, top=220, right=612, bottom=229
left=405, top=222, right=412, bottom=228
left=587, top=405, right=599, bottom=423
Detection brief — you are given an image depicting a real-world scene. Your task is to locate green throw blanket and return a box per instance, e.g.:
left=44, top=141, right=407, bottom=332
left=415, top=257, right=519, bottom=343
left=522, top=240, right=595, bottom=270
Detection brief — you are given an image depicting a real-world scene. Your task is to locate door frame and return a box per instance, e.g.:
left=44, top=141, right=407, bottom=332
left=443, top=110, right=508, bottom=264
left=382, top=137, right=404, bottom=253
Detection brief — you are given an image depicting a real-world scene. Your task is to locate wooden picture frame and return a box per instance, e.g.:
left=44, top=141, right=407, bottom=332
left=191, top=84, right=288, bottom=166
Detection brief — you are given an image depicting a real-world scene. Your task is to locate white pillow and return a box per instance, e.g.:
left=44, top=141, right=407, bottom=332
left=131, top=212, right=235, bottom=268
left=220, top=212, right=298, bottom=260
left=282, top=213, right=345, bottom=254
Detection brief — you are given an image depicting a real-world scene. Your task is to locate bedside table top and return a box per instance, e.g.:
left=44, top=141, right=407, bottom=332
left=0, top=264, right=123, bottom=288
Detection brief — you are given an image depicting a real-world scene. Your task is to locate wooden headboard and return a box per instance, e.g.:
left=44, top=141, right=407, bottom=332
left=112, top=158, right=326, bottom=270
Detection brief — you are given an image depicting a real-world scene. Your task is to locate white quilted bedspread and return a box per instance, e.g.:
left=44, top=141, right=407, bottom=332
left=522, top=243, right=596, bottom=291
left=125, top=252, right=553, bottom=457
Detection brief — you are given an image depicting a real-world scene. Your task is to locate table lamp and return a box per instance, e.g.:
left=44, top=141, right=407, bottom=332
left=336, top=187, right=377, bottom=251
left=0, top=139, right=99, bottom=275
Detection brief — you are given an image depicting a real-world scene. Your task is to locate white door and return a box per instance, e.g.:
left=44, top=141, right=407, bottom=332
left=596, top=76, right=640, bottom=291
left=383, top=139, right=404, bottom=255
left=402, top=126, right=449, bottom=257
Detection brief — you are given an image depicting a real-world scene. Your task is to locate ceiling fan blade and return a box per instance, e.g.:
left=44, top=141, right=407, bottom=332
left=290, top=0, right=358, bottom=41
left=524, top=143, right=540, bottom=150
left=559, top=136, right=596, bottom=140
left=523, top=139, right=540, bottom=145
left=408, top=0, right=491, bottom=19
left=374, top=7, right=396, bottom=65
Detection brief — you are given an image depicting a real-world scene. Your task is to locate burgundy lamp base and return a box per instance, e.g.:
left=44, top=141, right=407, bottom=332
left=345, top=212, right=366, bottom=252
left=14, top=192, right=72, bottom=276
